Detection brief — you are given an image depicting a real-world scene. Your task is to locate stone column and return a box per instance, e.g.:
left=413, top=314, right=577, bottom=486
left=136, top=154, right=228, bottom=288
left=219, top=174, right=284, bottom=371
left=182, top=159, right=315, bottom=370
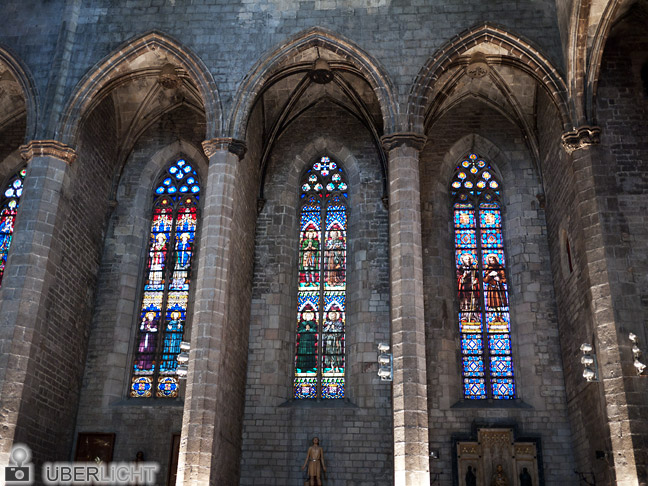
left=563, top=127, right=644, bottom=486
left=0, top=140, right=76, bottom=461
left=381, top=133, right=430, bottom=486
left=177, top=138, right=246, bottom=486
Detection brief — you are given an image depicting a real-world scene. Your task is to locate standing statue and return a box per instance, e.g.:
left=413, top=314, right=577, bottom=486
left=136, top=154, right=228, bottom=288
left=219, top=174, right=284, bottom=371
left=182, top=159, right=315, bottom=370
left=519, top=467, right=533, bottom=486
left=302, top=437, right=326, bottom=486
left=465, top=465, right=477, bottom=486
left=490, top=464, right=509, bottom=486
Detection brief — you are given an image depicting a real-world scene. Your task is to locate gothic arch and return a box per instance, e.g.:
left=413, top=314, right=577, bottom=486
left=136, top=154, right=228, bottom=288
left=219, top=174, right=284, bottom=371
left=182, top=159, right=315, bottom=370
left=58, top=31, right=221, bottom=145
left=409, top=23, right=570, bottom=134
left=228, top=27, right=398, bottom=141
left=585, top=0, right=642, bottom=123
left=0, top=44, right=39, bottom=141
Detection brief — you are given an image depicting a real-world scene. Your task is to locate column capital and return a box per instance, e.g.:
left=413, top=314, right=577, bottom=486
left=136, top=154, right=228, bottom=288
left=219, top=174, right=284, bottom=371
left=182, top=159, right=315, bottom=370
left=19, top=140, right=77, bottom=165
left=380, top=132, right=427, bottom=152
left=202, top=138, right=247, bottom=160
left=561, top=125, right=601, bottom=154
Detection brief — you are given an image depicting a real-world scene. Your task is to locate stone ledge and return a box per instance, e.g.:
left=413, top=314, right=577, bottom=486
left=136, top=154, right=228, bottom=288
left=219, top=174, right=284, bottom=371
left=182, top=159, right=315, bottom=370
left=279, top=398, right=358, bottom=409
left=451, top=399, right=533, bottom=409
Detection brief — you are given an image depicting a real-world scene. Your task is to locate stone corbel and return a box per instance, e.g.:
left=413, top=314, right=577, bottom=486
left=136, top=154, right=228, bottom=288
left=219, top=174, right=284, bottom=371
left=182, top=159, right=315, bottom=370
left=202, top=138, right=247, bottom=160
left=380, top=132, right=427, bottom=152
left=19, top=140, right=77, bottom=165
left=561, top=125, right=601, bottom=154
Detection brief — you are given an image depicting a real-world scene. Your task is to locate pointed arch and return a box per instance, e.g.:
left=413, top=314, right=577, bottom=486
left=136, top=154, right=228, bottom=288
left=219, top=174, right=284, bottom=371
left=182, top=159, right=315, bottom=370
left=228, top=27, right=398, bottom=140
left=0, top=44, right=39, bottom=141
left=409, top=23, right=570, bottom=134
left=585, top=0, right=638, bottom=123
left=58, top=31, right=221, bottom=145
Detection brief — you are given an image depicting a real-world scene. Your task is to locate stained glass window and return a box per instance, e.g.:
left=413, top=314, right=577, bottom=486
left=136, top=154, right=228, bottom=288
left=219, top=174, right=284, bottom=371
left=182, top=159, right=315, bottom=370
left=130, top=159, right=200, bottom=398
left=452, top=153, right=515, bottom=399
left=0, top=166, right=26, bottom=288
left=294, top=156, right=347, bottom=400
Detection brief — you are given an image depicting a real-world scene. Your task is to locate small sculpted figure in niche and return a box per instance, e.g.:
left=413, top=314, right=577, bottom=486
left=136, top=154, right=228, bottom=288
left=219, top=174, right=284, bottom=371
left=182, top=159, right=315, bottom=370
left=519, top=467, right=533, bottom=486
left=490, top=464, right=509, bottom=486
left=465, top=465, right=477, bottom=486
left=302, top=437, right=326, bottom=486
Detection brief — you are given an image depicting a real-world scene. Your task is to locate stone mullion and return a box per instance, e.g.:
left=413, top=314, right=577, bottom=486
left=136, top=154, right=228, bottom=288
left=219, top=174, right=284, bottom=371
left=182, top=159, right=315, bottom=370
left=177, top=138, right=245, bottom=486
left=0, top=140, right=74, bottom=462
left=382, top=133, right=430, bottom=486
left=569, top=141, right=638, bottom=486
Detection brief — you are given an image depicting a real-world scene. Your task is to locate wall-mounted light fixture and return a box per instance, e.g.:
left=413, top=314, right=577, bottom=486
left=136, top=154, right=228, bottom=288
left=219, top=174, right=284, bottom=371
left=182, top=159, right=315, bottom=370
left=629, top=333, right=646, bottom=376
left=377, top=343, right=393, bottom=382
left=580, top=343, right=599, bottom=382
left=177, top=341, right=191, bottom=379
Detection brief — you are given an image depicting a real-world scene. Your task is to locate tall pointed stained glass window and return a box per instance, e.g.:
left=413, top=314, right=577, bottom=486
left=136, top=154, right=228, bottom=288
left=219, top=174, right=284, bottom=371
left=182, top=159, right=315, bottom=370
left=0, top=166, right=26, bottom=288
left=452, top=153, right=515, bottom=400
left=294, top=156, right=347, bottom=400
left=130, top=159, right=200, bottom=399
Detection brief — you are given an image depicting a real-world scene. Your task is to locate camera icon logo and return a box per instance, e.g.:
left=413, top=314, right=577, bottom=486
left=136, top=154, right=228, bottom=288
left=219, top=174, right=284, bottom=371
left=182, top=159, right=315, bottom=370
left=4, top=443, right=33, bottom=485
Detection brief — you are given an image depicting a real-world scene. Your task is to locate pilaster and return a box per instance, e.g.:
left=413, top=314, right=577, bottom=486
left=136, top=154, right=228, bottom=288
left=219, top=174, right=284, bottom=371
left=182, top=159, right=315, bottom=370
left=566, top=132, right=644, bottom=486
left=177, top=138, right=247, bottom=486
left=381, top=132, right=430, bottom=486
left=0, top=140, right=75, bottom=462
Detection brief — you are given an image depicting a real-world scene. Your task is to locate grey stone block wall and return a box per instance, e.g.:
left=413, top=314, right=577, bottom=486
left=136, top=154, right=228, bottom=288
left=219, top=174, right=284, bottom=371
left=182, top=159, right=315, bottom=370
left=0, top=0, right=563, bottom=140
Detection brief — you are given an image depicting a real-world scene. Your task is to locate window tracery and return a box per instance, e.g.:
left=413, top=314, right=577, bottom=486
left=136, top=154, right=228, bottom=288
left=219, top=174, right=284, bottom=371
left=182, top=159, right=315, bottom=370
left=130, top=159, right=200, bottom=398
left=294, top=156, right=347, bottom=400
left=451, top=154, right=515, bottom=399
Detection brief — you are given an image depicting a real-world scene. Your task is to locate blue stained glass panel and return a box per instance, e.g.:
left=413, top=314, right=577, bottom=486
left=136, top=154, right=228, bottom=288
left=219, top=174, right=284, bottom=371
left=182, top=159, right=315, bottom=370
left=454, top=209, right=476, bottom=228
left=492, top=379, right=515, bottom=399
left=461, top=336, right=483, bottom=354
left=488, top=334, right=512, bottom=355
left=321, top=378, right=344, bottom=399
left=490, top=356, right=514, bottom=377
left=294, top=378, right=318, bottom=399
left=480, top=209, right=502, bottom=228
left=464, top=378, right=486, bottom=399
left=462, top=356, right=484, bottom=377
left=481, top=229, right=503, bottom=248
left=455, top=230, right=476, bottom=248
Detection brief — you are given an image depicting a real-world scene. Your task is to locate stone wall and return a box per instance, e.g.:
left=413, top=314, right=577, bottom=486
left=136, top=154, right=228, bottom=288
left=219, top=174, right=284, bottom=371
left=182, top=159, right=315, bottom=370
left=240, top=103, right=392, bottom=486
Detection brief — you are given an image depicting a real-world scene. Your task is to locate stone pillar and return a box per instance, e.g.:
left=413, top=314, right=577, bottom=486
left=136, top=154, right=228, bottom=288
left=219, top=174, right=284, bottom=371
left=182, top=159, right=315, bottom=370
left=177, top=138, right=246, bottom=486
left=563, top=127, right=644, bottom=486
left=0, top=140, right=76, bottom=461
left=381, top=133, right=430, bottom=486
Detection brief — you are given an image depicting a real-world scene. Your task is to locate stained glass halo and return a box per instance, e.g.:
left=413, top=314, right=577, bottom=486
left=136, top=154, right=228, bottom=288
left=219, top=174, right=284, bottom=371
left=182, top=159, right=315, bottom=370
left=450, top=153, right=502, bottom=202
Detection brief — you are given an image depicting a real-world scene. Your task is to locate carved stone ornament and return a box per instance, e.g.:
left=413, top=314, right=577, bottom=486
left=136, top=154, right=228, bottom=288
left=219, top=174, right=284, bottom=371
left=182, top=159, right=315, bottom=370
left=466, top=52, right=490, bottom=79
left=19, top=140, right=77, bottom=165
left=561, top=125, right=601, bottom=154
left=202, top=138, right=247, bottom=160
left=380, top=132, right=427, bottom=152
left=158, top=63, right=182, bottom=90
